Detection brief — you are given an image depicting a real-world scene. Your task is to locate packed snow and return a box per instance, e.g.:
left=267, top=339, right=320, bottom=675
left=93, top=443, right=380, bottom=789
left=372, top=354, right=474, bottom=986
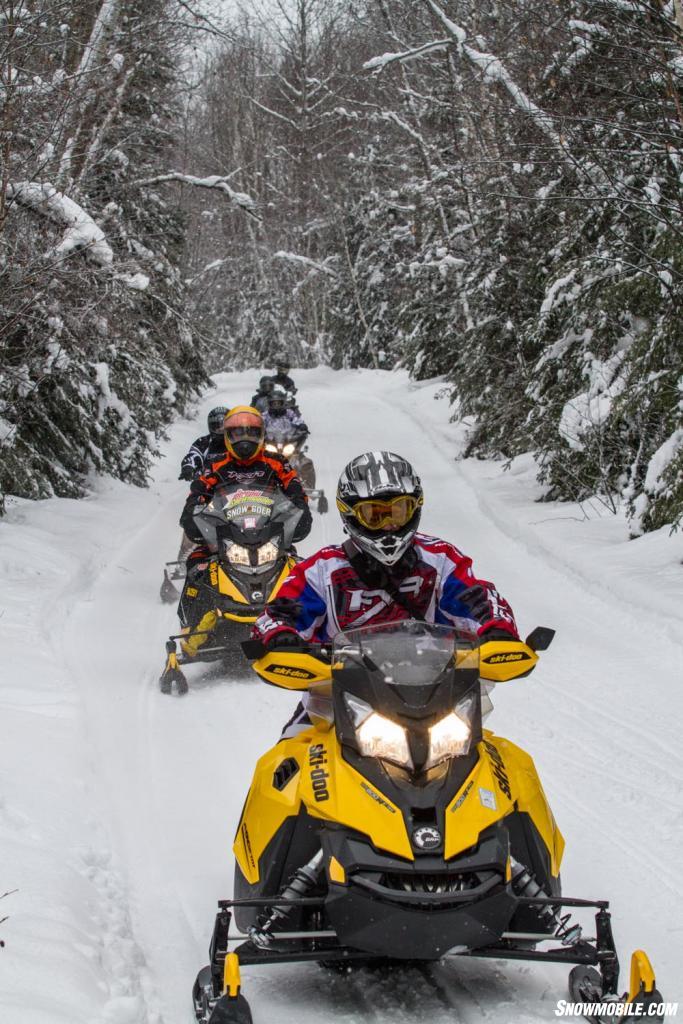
left=1, top=368, right=681, bottom=1024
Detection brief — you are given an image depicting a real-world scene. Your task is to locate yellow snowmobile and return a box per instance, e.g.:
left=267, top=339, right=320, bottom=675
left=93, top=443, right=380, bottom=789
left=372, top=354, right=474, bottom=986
left=159, top=483, right=301, bottom=694
left=193, top=621, right=663, bottom=1023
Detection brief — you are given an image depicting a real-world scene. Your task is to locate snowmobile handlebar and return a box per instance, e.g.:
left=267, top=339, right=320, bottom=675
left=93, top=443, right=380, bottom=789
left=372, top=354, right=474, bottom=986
left=242, top=627, right=554, bottom=690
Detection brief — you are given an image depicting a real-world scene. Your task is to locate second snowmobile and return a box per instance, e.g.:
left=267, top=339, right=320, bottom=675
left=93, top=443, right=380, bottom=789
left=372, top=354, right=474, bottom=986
left=192, top=620, right=664, bottom=1023
left=159, top=483, right=302, bottom=694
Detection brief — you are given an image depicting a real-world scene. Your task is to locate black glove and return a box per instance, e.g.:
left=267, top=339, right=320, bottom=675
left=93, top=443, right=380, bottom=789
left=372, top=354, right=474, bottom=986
left=179, top=464, right=195, bottom=481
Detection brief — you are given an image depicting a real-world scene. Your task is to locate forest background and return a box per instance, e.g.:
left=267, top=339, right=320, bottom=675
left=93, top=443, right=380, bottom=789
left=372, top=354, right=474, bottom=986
left=1, top=0, right=682, bottom=535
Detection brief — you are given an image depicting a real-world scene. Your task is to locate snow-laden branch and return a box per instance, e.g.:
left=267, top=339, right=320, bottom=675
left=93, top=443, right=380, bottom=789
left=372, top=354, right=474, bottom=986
left=248, top=97, right=300, bottom=129
left=6, top=182, right=113, bottom=265
left=273, top=251, right=339, bottom=278
left=131, top=172, right=259, bottom=220
left=422, top=0, right=570, bottom=154
left=363, top=39, right=451, bottom=72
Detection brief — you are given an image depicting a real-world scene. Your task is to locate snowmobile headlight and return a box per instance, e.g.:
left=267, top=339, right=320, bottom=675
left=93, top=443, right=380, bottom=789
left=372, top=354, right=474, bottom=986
left=345, top=694, right=413, bottom=768
left=424, top=701, right=474, bottom=769
left=283, top=443, right=296, bottom=456
left=357, top=712, right=413, bottom=769
left=225, top=542, right=250, bottom=566
left=257, top=541, right=279, bottom=565
left=265, top=443, right=278, bottom=453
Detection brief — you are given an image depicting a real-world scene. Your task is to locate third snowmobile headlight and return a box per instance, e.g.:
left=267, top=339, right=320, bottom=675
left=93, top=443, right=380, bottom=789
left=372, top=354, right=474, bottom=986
left=283, top=443, right=296, bottom=456
left=226, top=542, right=250, bottom=566
left=424, top=701, right=474, bottom=769
left=257, top=541, right=279, bottom=565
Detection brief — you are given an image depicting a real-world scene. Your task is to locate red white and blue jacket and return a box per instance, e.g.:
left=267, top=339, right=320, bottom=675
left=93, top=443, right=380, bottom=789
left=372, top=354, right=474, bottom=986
left=253, top=533, right=518, bottom=645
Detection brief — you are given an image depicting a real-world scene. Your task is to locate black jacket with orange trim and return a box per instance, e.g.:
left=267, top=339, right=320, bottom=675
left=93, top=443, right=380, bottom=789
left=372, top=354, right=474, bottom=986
left=179, top=451, right=312, bottom=544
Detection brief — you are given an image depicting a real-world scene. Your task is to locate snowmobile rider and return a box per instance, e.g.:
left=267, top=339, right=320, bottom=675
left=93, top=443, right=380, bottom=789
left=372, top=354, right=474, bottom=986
left=250, top=375, right=275, bottom=413
left=178, top=405, right=228, bottom=480
left=263, top=385, right=308, bottom=442
left=178, top=406, right=312, bottom=638
left=252, top=450, right=518, bottom=734
left=270, top=352, right=297, bottom=394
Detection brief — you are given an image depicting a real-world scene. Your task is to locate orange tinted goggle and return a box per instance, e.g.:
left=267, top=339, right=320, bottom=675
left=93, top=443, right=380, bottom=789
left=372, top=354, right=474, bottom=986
left=338, top=494, right=421, bottom=531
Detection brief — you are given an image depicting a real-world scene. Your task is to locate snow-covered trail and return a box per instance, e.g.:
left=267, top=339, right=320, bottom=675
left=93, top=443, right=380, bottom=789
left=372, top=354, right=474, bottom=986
left=1, top=368, right=681, bottom=1024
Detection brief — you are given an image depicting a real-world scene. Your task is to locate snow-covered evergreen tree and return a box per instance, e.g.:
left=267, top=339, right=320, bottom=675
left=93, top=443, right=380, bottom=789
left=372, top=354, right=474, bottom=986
left=0, top=0, right=207, bottom=509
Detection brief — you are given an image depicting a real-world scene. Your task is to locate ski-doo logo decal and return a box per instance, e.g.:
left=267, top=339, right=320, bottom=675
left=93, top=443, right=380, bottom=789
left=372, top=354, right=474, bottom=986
left=412, top=826, right=442, bottom=851
left=241, top=823, right=255, bottom=869
left=271, top=666, right=317, bottom=680
left=209, top=563, right=218, bottom=585
left=450, top=779, right=474, bottom=813
left=484, top=652, right=530, bottom=664
left=360, top=781, right=396, bottom=813
left=309, top=744, right=330, bottom=802
left=483, top=740, right=511, bottom=799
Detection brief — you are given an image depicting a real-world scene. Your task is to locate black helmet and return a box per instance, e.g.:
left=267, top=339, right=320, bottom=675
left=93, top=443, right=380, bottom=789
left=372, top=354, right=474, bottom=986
left=336, top=451, right=423, bottom=566
left=207, top=405, right=229, bottom=435
left=268, top=384, right=288, bottom=415
left=259, top=375, right=274, bottom=393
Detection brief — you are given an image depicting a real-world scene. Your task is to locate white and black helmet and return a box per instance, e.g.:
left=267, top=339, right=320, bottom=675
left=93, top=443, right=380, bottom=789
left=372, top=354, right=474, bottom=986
left=337, top=451, right=423, bottom=566
left=207, top=405, right=229, bottom=435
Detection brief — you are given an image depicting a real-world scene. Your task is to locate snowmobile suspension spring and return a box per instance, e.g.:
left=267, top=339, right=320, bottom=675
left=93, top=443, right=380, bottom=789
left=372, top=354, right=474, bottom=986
left=250, top=850, right=324, bottom=949
left=510, top=857, right=582, bottom=946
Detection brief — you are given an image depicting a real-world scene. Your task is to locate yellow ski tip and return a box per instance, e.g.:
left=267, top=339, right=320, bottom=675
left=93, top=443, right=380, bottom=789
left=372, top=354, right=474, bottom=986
left=628, top=949, right=657, bottom=1000
left=223, top=952, right=241, bottom=998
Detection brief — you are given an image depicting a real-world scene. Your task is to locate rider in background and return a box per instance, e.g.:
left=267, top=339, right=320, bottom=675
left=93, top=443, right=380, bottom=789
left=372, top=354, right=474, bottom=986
left=263, top=385, right=308, bottom=443
left=270, top=353, right=297, bottom=394
left=178, top=406, right=312, bottom=640
left=250, top=376, right=274, bottom=413
left=179, top=406, right=228, bottom=480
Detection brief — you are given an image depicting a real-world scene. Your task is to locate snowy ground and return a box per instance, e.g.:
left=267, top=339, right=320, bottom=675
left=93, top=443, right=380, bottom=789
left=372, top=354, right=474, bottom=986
left=1, top=367, right=681, bottom=1024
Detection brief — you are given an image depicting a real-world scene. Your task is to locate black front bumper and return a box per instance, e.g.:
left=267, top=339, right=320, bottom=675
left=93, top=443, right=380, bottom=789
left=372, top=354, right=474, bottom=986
left=321, top=831, right=516, bottom=960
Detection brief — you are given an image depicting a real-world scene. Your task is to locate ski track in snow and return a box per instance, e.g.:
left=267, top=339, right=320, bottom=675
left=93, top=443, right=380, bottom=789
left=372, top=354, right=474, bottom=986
left=1, top=367, right=681, bottom=1023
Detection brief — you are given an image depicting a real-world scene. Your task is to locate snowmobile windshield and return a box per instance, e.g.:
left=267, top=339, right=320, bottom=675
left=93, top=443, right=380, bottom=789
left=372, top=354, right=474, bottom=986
left=333, top=620, right=478, bottom=687
left=207, top=485, right=277, bottom=529
left=266, top=421, right=299, bottom=446
left=193, top=483, right=302, bottom=550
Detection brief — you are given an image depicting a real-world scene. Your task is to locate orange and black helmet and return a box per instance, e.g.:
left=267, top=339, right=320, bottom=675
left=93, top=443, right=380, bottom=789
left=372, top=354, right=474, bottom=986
left=224, top=405, right=265, bottom=463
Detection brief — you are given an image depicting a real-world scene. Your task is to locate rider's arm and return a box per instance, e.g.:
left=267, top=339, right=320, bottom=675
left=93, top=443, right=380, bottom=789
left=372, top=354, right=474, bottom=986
left=427, top=538, right=519, bottom=639
left=178, top=457, right=224, bottom=541
left=179, top=435, right=207, bottom=478
left=289, top=411, right=309, bottom=437
left=253, top=556, right=328, bottom=646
